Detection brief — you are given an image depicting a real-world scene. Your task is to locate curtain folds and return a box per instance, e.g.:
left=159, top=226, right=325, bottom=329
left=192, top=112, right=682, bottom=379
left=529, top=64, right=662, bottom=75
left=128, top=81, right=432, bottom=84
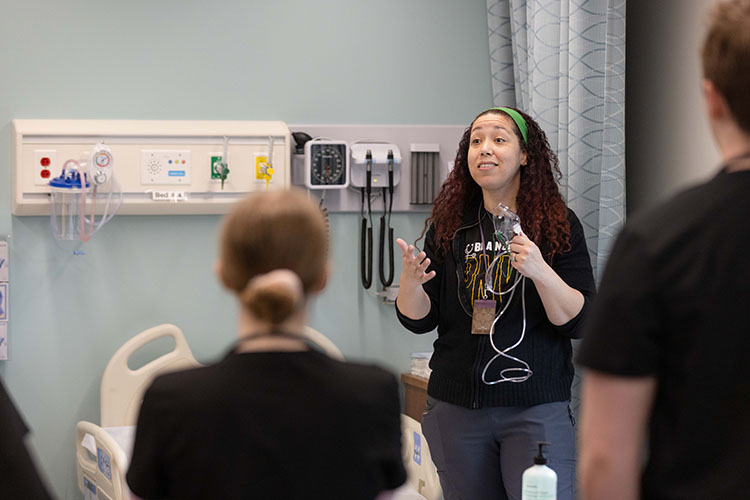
left=487, top=0, right=626, bottom=280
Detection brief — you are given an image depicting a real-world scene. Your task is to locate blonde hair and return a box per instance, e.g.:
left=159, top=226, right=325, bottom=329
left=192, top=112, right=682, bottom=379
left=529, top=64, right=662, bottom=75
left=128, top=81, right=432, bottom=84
left=219, top=189, right=328, bottom=324
left=702, top=0, right=750, bottom=132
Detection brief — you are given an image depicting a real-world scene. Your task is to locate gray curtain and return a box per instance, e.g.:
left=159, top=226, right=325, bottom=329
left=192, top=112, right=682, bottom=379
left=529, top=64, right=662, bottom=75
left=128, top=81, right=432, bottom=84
left=487, top=0, right=626, bottom=416
left=487, top=0, right=626, bottom=280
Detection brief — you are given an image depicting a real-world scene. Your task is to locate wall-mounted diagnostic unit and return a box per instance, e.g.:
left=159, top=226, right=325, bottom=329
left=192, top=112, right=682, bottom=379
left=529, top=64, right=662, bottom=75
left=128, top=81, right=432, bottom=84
left=287, top=124, right=466, bottom=298
left=304, top=140, right=350, bottom=189
left=289, top=124, right=464, bottom=213
left=11, top=120, right=291, bottom=215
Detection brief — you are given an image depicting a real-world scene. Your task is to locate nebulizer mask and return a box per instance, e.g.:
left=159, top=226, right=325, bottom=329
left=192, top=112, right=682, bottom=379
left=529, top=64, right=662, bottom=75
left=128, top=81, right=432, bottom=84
left=481, top=202, right=532, bottom=384
left=49, top=143, right=122, bottom=245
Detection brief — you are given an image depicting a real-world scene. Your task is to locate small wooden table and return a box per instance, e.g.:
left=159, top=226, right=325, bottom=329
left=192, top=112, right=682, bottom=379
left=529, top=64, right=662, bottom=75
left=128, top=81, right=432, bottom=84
left=401, top=373, right=429, bottom=423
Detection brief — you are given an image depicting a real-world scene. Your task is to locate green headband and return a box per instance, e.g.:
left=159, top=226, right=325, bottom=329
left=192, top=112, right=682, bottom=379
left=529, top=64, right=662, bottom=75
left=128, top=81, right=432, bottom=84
left=491, top=107, right=528, bottom=145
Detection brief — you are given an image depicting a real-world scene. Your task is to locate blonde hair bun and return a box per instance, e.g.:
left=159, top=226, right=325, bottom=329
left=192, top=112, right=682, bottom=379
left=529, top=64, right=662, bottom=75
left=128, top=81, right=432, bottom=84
left=240, top=269, right=303, bottom=324
left=219, top=189, right=328, bottom=318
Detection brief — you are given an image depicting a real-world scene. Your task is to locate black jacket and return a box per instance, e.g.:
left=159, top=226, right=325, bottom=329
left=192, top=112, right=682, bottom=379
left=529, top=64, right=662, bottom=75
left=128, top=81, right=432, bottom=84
left=0, top=380, right=54, bottom=500
left=397, top=203, right=596, bottom=408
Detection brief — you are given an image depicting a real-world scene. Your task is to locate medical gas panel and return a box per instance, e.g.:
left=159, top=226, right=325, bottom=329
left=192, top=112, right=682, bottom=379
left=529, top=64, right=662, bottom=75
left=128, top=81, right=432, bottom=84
left=11, top=120, right=291, bottom=215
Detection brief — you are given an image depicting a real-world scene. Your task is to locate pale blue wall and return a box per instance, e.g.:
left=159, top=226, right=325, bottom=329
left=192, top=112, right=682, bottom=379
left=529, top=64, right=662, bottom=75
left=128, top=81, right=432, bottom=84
left=0, top=0, right=492, bottom=497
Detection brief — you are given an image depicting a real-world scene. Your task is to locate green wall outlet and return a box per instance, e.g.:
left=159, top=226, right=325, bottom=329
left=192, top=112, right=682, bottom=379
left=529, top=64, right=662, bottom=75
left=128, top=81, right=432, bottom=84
left=211, top=155, right=223, bottom=179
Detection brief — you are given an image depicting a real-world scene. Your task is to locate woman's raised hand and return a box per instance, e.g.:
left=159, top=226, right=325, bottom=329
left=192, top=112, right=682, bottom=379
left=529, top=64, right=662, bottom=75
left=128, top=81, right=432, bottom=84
left=396, top=238, right=437, bottom=289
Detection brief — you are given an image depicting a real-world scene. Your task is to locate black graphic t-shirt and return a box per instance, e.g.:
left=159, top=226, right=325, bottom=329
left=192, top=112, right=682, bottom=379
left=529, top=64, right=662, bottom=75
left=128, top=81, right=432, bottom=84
left=459, top=209, right=519, bottom=315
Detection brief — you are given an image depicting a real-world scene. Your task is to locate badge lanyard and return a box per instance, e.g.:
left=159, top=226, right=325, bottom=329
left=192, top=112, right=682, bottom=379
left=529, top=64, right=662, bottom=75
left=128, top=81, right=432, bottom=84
left=472, top=204, right=497, bottom=334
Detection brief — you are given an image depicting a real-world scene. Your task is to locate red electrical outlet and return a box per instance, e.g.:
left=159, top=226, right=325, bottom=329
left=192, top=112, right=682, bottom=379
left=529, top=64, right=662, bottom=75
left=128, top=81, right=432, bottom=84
left=34, top=150, right=56, bottom=186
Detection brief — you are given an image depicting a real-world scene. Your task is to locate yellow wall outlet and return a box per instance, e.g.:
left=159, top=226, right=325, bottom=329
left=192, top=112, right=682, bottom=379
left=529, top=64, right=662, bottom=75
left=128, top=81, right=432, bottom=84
left=255, top=155, right=271, bottom=181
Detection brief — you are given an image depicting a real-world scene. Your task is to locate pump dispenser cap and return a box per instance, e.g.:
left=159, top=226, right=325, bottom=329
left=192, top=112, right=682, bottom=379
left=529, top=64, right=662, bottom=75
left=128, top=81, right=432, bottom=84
left=534, top=441, right=550, bottom=465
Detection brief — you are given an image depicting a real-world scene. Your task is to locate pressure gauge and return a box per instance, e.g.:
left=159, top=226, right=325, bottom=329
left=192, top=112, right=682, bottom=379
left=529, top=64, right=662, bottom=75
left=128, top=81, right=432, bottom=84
left=91, top=142, right=114, bottom=185
left=304, top=140, right=350, bottom=189
left=94, top=149, right=112, bottom=168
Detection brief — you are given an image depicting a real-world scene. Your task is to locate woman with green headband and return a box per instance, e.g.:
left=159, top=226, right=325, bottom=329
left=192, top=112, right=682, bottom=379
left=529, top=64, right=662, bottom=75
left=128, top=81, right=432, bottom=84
left=395, top=107, right=595, bottom=500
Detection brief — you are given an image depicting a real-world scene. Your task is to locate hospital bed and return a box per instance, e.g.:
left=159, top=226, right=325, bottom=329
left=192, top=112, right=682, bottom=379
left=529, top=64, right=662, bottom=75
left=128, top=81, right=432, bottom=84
left=75, top=324, right=440, bottom=500
left=401, top=414, right=442, bottom=500
left=76, top=323, right=201, bottom=500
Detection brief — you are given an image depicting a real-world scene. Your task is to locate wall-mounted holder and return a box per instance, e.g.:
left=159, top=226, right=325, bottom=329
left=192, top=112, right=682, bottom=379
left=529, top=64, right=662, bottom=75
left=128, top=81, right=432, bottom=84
left=410, top=143, right=441, bottom=205
left=350, top=143, right=401, bottom=189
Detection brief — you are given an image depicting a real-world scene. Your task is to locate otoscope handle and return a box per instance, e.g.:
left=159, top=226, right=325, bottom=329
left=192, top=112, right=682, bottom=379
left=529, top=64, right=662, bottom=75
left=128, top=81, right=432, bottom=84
left=361, top=217, right=373, bottom=289
left=379, top=217, right=394, bottom=287
left=387, top=149, right=394, bottom=194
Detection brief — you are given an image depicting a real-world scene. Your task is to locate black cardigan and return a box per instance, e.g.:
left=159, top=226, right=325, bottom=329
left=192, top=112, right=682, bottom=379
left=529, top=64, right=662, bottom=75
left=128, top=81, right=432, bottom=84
left=397, top=204, right=596, bottom=408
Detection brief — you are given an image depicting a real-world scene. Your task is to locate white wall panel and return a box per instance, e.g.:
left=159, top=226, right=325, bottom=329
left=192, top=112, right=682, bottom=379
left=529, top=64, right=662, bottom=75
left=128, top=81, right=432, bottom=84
left=12, top=120, right=291, bottom=215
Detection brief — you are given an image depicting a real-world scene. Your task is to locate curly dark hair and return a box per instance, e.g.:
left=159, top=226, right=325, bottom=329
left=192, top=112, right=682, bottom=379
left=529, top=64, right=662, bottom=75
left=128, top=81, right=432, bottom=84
left=420, top=107, right=571, bottom=259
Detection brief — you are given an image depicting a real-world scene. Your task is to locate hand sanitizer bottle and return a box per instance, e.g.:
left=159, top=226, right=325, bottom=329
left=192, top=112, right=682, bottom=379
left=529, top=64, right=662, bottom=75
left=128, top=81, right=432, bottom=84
left=522, top=441, right=557, bottom=500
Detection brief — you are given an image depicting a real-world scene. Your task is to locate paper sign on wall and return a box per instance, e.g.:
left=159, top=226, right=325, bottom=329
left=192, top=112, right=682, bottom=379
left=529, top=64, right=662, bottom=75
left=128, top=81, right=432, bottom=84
left=1, top=237, right=9, bottom=361
left=0, top=324, right=7, bottom=360
left=0, top=283, right=7, bottom=322
left=0, top=240, right=8, bottom=281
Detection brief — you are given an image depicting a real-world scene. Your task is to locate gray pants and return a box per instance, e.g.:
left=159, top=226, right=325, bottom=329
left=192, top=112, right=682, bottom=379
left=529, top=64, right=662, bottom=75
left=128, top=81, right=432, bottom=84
left=421, top=397, right=576, bottom=500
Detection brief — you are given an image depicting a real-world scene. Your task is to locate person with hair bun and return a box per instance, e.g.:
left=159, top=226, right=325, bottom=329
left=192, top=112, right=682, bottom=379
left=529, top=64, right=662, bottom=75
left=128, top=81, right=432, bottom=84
left=127, top=189, right=406, bottom=500
left=396, top=107, right=596, bottom=500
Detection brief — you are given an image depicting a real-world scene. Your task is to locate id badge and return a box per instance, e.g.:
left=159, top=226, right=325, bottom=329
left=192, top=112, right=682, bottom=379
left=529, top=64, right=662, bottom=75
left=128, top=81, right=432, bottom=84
left=471, top=299, right=496, bottom=334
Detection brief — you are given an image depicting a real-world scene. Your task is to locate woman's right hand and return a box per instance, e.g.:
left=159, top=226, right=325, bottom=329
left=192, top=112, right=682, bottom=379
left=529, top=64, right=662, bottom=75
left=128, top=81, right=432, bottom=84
left=396, top=238, right=437, bottom=290
left=395, top=238, right=435, bottom=320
